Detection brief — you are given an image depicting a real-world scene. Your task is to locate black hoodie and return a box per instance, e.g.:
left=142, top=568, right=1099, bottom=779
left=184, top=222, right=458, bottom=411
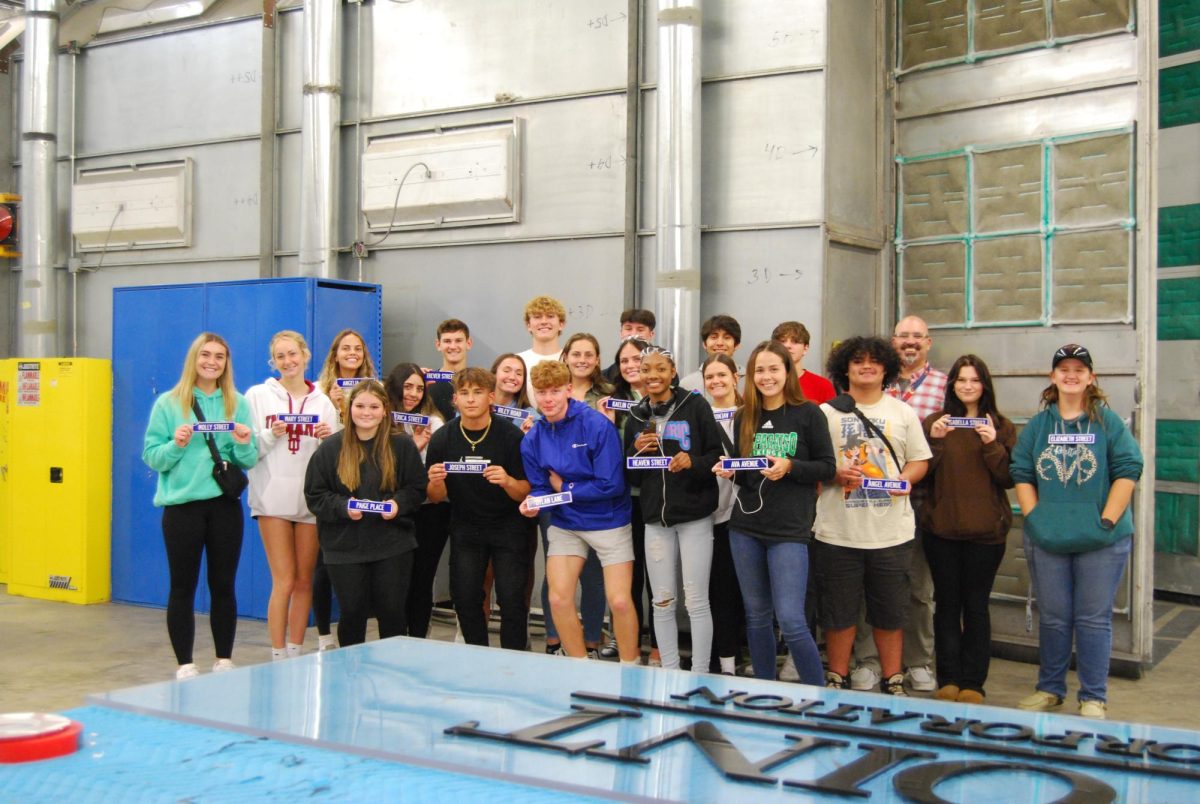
left=624, top=388, right=724, bottom=526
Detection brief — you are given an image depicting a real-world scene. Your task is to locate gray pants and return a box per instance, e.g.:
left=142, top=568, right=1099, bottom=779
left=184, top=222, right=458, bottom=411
left=853, top=528, right=935, bottom=673
left=644, top=516, right=714, bottom=671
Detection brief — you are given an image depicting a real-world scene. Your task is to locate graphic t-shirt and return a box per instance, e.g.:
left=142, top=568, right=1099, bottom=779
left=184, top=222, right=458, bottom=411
left=814, top=394, right=932, bottom=549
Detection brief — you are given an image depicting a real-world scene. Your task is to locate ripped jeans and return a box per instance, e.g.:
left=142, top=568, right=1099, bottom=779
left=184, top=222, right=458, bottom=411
left=644, top=517, right=714, bottom=671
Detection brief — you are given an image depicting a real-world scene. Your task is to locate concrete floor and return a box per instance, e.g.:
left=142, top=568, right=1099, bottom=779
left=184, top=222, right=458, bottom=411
left=4, top=584, right=1199, bottom=730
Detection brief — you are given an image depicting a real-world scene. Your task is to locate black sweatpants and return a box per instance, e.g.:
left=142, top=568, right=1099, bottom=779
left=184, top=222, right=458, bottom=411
left=326, top=551, right=415, bottom=646
left=162, top=496, right=244, bottom=665
left=404, top=502, right=451, bottom=638
left=450, top=524, right=532, bottom=650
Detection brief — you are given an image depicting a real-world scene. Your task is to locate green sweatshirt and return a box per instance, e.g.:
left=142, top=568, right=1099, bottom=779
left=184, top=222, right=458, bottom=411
left=142, top=388, right=258, bottom=507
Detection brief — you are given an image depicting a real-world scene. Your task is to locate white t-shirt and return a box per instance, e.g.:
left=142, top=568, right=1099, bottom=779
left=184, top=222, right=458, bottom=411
left=518, top=347, right=562, bottom=402
left=813, top=394, right=932, bottom=549
left=711, top=406, right=737, bottom=524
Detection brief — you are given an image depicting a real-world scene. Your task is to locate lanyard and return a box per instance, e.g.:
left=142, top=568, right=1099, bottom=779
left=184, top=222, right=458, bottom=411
left=896, top=364, right=931, bottom=404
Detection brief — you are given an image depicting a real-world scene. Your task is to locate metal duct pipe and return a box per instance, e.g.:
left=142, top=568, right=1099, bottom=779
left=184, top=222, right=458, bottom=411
left=298, top=0, right=341, bottom=278
left=654, top=0, right=702, bottom=376
left=16, top=0, right=59, bottom=357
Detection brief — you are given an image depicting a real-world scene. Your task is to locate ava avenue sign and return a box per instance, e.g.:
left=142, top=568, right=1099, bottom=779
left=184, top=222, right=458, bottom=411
left=446, top=685, right=1200, bottom=801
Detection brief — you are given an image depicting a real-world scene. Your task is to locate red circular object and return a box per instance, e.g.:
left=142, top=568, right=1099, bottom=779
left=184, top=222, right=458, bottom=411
left=0, top=714, right=82, bottom=763
left=0, top=205, right=13, bottom=243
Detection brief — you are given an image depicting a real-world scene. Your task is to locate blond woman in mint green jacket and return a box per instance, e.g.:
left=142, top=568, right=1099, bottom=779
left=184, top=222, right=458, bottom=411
left=143, top=332, right=256, bottom=680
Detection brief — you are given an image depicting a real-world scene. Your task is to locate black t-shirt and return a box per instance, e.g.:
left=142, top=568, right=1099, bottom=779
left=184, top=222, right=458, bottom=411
left=425, top=416, right=527, bottom=530
left=427, top=379, right=457, bottom=422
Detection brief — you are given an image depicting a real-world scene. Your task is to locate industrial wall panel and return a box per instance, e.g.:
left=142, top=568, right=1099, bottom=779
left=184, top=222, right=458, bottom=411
left=899, top=0, right=969, bottom=70
left=896, top=36, right=1138, bottom=121
left=900, top=156, right=969, bottom=240
left=1051, top=229, right=1131, bottom=322
left=277, top=8, right=304, bottom=133
left=1157, top=420, right=1200, bottom=484
left=641, top=73, right=826, bottom=230
left=824, top=241, right=883, bottom=350
left=1160, top=0, right=1200, bottom=57
left=825, top=0, right=883, bottom=239
left=643, top=0, right=827, bottom=82
left=365, top=239, right=625, bottom=370
left=1052, top=133, right=1132, bottom=227
left=1160, top=61, right=1200, bottom=129
left=1155, top=340, right=1200, bottom=420
left=974, top=145, right=1043, bottom=234
left=900, top=241, right=967, bottom=325
left=76, top=21, right=263, bottom=154
left=1155, top=491, right=1199, bottom=556
left=71, top=140, right=266, bottom=267
left=1159, top=277, right=1200, bottom=340
left=366, top=0, right=626, bottom=117
left=973, top=235, right=1044, bottom=322
left=79, top=261, right=259, bottom=360
left=1157, top=125, right=1200, bottom=208
left=975, top=0, right=1047, bottom=54
left=897, top=84, right=1137, bottom=155
left=1051, top=0, right=1132, bottom=39
left=1158, top=203, right=1200, bottom=268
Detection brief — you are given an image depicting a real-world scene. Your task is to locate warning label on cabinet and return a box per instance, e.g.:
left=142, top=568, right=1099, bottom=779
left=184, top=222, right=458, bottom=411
left=17, top=361, right=40, bottom=406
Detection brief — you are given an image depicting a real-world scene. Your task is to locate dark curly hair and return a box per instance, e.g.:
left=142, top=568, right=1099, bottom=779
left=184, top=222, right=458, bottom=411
left=825, top=336, right=901, bottom=392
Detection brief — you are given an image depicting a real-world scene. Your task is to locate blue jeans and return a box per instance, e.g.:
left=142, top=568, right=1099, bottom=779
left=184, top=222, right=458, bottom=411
left=1024, top=533, right=1131, bottom=703
left=540, top=514, right=605, bottom=644
left=729, top=530, right=824, bottom=684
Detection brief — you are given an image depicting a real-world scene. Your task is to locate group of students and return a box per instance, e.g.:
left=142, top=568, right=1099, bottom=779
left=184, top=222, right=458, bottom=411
left=142, top=298, right=1142, bottom=722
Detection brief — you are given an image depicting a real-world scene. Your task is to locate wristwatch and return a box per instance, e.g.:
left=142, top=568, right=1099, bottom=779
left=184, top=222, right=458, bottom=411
left=1100, top=517, right=1115, bottom=531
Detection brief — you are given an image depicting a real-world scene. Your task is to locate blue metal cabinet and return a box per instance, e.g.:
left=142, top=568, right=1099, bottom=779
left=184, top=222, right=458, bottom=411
left=112, top=278, right=382, bottom=619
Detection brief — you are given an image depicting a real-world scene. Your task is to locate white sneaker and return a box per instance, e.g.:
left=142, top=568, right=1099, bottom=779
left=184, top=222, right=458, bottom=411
left=906, top=665, right=937, bottom=692
left=175, top=663, right=200, bottom=680
left=850, top=665, right=880, bottom=691
left=778, top=654, right=800, bottom=682
left=212, top=659, right=237, bottom=673
left=318, top=634, right=338, bottom=651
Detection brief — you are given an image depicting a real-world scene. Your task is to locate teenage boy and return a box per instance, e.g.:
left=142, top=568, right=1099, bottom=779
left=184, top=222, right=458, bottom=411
left=428, top=319, right=473, bottom=421
left=426, top=367, right=532, bottom=651
left=603, top=309, right=657, bottom=384
left=813, top=336, right=931, bottom=695
left=679, top=314, right=742, bottom=392
left=519, top=360, right=641, bottom=663
left=518, top=295, right=567, bottom=399
left=772, top=321, right=836, bottom=404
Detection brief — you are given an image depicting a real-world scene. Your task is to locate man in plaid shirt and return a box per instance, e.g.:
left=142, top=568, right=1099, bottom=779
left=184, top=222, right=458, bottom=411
left=850, top=316, right=947, bottom=694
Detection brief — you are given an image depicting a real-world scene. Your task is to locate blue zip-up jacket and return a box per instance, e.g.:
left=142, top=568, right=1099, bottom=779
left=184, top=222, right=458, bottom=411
left=520, top=398, right=631, bottom=531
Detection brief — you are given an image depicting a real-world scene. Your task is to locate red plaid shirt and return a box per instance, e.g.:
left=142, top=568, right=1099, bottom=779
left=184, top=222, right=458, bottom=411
left=886, top=363, right=948, bottom=422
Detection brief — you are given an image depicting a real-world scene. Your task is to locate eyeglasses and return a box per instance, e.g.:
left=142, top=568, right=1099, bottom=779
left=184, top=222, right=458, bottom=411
left=894, top=332, right=928, bottom=340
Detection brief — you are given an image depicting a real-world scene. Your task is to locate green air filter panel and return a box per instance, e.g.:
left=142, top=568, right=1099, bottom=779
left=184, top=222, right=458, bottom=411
left=902, top=241, right=967, bottom=325
left=974, top=235, right=1044, bottom=322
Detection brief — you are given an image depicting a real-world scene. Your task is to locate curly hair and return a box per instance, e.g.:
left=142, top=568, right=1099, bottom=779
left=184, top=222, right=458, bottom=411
left=825, top=336, right=901, bottom=392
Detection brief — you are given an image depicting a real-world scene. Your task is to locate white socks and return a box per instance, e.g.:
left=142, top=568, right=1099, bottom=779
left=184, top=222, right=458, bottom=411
left=286, top=643, right=302, bottom=658
left=271, top=647, right=287, bottom=661
left=720, top=656, right=736, bottom=675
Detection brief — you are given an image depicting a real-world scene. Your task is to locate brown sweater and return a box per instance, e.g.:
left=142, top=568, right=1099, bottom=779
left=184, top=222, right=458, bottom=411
left=918, top=411, right=1016, bottom=543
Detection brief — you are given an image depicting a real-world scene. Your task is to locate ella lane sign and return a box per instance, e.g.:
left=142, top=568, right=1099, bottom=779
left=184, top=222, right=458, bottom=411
left=444, top=686, right=1200, bottom=801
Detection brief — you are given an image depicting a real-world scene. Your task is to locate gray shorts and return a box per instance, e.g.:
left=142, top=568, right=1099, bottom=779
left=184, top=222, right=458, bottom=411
left=547, top=524, right=634, bottom=566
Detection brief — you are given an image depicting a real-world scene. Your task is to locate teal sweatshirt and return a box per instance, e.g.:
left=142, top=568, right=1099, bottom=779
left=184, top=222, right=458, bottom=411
left=142, top=388, right=258, bottom=507
left=1010, top=403, right=1143, bottom=554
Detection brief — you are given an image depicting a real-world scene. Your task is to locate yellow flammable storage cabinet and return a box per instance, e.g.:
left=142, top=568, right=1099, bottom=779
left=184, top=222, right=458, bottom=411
left=0, top=358, right=111, bottom=603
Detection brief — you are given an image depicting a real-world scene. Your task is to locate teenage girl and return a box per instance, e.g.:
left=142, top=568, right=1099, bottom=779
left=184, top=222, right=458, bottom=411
left=384, top=363, right=449, bottom=639
left=492, top=353, right=538, bottom=433
left=563, top=333, right=613, bottom=408
left=312, top=329, right=378, bottom=649
left=142, top=333, right=257, bottom=679
left=626, top=346, right=724, bottom=671
left=303, top=381, right=427, bottom=646
left=714, top=341, right=836, bottom=683
left=245, top=331, right=338, bottom=660
left=703, top=353, right=746, bottom=675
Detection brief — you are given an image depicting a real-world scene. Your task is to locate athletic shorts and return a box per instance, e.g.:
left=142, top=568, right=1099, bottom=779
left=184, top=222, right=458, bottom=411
left=547, top=524, right=634, bottom=567
left=816, top=540, right=913, bottom=631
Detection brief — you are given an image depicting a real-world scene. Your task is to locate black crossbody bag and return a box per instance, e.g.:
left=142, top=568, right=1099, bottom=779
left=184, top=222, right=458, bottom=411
left=191, top=399, right=249, bottom=499
left=826, top=394, right=903, bottom=472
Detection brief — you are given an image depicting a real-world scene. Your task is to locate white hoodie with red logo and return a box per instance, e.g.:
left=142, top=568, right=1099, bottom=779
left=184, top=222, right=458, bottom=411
left=245, top=377, right=341, bottom=522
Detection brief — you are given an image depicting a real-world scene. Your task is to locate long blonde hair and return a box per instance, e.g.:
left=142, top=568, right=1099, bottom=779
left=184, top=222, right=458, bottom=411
left=1041, top=379, right=1109, bottom=422
left=738, top=341, right=807, bottom=458
left=337, top=380, right=397, bottom=493
left=268, top=330, right=312, bottom=374
left=171, top=333, right=237, bottom=419
left=317, top=329, right=376, bottom=396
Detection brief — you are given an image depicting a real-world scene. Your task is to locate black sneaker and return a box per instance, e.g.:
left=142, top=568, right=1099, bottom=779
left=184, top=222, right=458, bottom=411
left=586, top=648, right=600, bottom=660
left=882, top=672, right=908, bottom=696
left=824, top=670, right=849, bottom=689
left=598, top=637, right=619, bottom=659
left=545, top=643, right=565, bottom=657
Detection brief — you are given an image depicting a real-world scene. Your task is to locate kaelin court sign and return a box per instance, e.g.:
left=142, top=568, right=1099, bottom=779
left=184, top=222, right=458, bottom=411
left=95, top=639, right=1200, bottom=802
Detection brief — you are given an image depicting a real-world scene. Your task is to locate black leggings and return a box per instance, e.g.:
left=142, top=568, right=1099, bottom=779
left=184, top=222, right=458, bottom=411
left=326, top=552, right=415, bottom=646
left=162, top=496, right=244, bottom=665
left=404, top=502, right=451, bottom=638
left=312, top=548, right=334, bottom=635
left=709, top=520, right=746, bottom=667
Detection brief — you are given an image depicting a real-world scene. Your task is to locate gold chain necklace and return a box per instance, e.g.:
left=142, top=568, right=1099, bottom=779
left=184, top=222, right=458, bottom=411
left=460, top=418, right=492, bottom=452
